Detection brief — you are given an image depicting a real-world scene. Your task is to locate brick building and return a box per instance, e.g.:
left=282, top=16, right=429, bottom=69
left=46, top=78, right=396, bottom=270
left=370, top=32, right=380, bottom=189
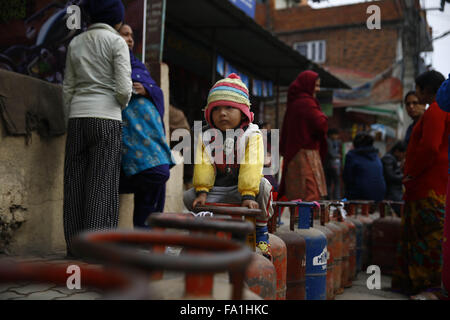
left=255, top=0, right=432, bottom=148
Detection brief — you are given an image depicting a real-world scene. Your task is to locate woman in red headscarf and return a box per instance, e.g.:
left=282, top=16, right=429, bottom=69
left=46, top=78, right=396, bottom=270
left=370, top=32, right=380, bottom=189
left=279, top=70, right=328, bottom=201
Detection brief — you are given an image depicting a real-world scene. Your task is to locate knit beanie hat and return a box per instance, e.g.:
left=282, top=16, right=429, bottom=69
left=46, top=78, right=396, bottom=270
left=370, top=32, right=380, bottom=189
left=87, top=0, right=125, bottom=27
left=437, top=74, right=450, bottom=110
left=205, top=73, right=253, bottom=128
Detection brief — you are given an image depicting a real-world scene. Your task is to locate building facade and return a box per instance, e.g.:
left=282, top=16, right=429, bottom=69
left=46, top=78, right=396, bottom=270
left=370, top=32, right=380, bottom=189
left=255, top=0, right=432, bottom=145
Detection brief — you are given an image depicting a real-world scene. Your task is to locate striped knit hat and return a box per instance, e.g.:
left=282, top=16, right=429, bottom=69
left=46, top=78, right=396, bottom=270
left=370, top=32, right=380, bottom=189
left=205, top=73, right=253, bottom=128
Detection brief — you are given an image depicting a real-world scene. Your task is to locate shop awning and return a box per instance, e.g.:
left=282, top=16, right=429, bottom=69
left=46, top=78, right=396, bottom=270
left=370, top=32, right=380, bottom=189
left=165, top=0, right=350, bottom=89
left=346, top=103, right=401, bottom=120
left=330, top=63, right=403, bottom=109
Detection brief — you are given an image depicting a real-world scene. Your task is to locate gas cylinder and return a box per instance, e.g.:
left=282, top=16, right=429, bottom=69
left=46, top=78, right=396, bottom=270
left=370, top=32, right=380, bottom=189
left=268, top=233, right=287, bottom=300
left=342, top=213, right=356, bottom=287
left=371, top=201, right=403, bottom=274
left=328, top=202, right=350, bottom=292
left=192, top=204, right=278, bottom=300
left=293, top=202, right=328, bottom=300
left=320, top=202, right=343, bottom=296
left=314, top=205, right=336, bottom=300
left=73, top=228, right=259, bottom=300
left=277, top=230, right=307, bottom=299
left=356, top=201, right=375, bottom=269
left=271, top=203, right=306, bottom=300
left=344, top=202, right=364, bottom=277
left=245, top=252, right=277, bottom=299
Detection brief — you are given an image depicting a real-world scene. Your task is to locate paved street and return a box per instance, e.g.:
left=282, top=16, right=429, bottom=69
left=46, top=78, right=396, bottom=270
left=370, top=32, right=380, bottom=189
left=0, top=208, right=410, bottom=300
left=0, top=249, right=410, bottom=301
left=0, top=253, right=103, bottom=300
left=335, top=272, right=408, bottom=300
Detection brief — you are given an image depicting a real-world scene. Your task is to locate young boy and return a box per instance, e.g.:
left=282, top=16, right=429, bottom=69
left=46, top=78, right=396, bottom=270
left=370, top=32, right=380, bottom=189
left=183, top=73, right=274, bottom=259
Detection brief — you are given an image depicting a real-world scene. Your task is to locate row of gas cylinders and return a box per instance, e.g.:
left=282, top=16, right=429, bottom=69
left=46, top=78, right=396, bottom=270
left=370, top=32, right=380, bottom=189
left=0, top=200, right=402, bottom=300
left=262, top=199, right=404, bottom=300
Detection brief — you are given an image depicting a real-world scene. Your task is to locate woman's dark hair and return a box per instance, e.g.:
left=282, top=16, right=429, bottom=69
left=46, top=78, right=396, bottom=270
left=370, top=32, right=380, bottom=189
left=353, top=132, right=374, bottom=149
left=390, top=141, right=407, bottom=154
left=415, top=70, right=445, bottom=94
left=118, top=22, right=131, bottom=32
left=404, top=90, right=417, bottom=103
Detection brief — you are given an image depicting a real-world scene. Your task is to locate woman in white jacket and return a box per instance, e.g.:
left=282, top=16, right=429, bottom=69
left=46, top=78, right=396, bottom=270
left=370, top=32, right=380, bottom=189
left=62, top=0, right=132, bottom=257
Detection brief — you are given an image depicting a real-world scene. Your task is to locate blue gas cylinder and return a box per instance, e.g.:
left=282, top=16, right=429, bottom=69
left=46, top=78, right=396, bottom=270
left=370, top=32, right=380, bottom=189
left=294, top=202, right=328, bottom=300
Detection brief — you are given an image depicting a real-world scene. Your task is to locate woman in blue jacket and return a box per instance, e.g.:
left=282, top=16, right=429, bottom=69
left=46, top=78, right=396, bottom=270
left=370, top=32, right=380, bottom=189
left=118, top=24, right=174, bottom=229
left=343, top=132, right=386, bottom=202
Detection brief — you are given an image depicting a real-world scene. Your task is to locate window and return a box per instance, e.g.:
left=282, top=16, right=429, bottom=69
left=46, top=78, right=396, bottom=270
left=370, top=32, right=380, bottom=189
left=293, top=40, right=326, bottom=63
left=296, top=43, right=308, bottom=56
left=318, top=41, right=324, bottom=62
left=275, top=0, right=303, bottom=9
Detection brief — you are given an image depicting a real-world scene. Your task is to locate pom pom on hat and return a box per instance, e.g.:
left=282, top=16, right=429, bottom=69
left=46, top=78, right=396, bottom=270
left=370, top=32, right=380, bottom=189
left=205, top=73, right=253, bottom=128
left=227, top=73, right=240, bottom=79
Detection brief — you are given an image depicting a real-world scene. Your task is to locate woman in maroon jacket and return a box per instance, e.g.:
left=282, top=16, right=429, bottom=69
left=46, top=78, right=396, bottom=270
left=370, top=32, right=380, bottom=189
left=279, top=70, right=328, bottom=201
left=392, top=70, right=449, bottom=298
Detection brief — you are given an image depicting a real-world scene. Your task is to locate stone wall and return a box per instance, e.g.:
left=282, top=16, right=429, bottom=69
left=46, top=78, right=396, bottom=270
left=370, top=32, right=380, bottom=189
left=0, top=63, right=185, bottom=255
left=0, top=122, right=66, bottom=255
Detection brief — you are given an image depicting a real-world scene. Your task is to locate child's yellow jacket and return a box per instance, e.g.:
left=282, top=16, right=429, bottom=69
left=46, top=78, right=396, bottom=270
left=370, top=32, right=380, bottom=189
left=193, top=124, right=264, bottom=198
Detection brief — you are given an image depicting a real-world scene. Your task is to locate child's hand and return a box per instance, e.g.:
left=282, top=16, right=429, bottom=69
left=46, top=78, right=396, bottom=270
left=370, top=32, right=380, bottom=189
left=133, top=82, right=147, bottom=96
left=242, top=199, right=259, bottom=209
left=192, top=193, right=207, bottom=208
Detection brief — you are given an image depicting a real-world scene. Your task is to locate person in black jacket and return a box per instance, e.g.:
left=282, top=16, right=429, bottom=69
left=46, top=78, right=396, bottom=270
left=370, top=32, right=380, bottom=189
left=381, top=141, right=407, bottom=214
left=381, top=141, right=407, bottom=200
left=325, top=128, right=342, bottom=200
left=343, top=132, right=386, bottom=202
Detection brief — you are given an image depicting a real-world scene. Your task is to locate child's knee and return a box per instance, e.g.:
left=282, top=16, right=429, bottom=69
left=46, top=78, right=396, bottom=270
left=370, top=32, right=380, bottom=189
left=183, top=188, right=196, bottom=210
left=256, top=177, right=274, bottom=219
